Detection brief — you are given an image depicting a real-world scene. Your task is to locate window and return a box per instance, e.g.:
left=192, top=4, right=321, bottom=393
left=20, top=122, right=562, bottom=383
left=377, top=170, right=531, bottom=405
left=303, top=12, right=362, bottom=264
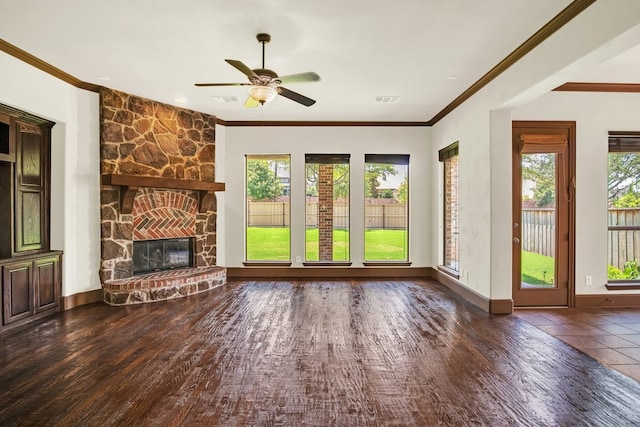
left=439, top=142, right=459, bottom=273
left=364, top=154, right=409, bottom=262
left=607, top=133, right=640, bottom=283
left=245, top=154, right=290, bottom=262
left=305, top=154, right=350, bottom=263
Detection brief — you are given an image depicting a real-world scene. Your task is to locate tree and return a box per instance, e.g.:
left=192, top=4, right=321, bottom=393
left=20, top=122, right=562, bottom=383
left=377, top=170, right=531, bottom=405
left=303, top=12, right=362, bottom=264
left=521, top=153, right=556, bottom=207
left=365, top=163, right=397, bottom=198
left=613, top=189, right=640, bottom=208
left=608, top=152, right=640, bottom=204
left=305, top=164, right=350, bottom=199
left=380, top=189, right=395, bottom=198
left=247, top=159, right=282, bottom=201
left=397, top=176, right=408, bottom=203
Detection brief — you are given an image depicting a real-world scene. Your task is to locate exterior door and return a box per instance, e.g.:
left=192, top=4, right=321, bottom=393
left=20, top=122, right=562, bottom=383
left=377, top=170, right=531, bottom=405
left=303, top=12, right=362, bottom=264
left=512, top=121, right=575, bottom=307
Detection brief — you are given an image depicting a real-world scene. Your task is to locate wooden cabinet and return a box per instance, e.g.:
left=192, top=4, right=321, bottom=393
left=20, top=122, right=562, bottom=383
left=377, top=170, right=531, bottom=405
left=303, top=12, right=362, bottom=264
left=1, top=252, right=62, bottom=329
left=2, top=259, right=33, bottom=324
left=34, top=255, right=60, bottom=313
left=15, top=121, right=49, bottom=253
left=0, top=103, right=60, bottom=333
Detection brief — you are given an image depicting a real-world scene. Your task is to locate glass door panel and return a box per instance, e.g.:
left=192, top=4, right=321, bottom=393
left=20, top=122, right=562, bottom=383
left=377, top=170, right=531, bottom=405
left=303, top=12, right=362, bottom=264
left=521, top=153, right=556, bottom=289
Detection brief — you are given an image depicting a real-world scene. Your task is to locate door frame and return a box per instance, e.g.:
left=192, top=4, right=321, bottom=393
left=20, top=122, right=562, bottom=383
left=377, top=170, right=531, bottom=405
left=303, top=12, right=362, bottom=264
left=512, top=121, right=576, bottom=307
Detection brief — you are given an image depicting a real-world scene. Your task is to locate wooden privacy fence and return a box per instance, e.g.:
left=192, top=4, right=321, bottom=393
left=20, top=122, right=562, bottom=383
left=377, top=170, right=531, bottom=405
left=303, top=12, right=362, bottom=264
left=363, top=204, right=408, bottom=229
left=521, top=209, right=555, bottom=257
left=247, top=202, right=407, bottom=229
left=246, top=202, right=291, bottom=227
left=608, top=208, right=640, bottom=269
left=523, top=207, right=640, bottom=269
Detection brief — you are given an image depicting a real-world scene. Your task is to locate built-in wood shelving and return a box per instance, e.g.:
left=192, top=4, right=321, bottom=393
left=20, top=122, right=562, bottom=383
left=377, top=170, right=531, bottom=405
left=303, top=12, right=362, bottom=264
left=101, top=174, right=225, bottom=214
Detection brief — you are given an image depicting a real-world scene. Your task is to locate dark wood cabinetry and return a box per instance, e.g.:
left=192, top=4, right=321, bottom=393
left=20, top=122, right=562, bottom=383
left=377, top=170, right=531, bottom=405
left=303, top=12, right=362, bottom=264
left=2, top=259, right=33, bottom=324
left=0, top=103, right=60, bottom=333
left=2, top=253, right=61, bottom=326
left=15, top=121, right=49, bottom=253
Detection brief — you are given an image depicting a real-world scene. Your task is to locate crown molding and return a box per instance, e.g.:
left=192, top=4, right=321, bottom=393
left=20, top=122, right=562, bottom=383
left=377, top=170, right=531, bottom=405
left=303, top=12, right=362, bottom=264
left=554, top=82, right=640, bottom=93
left=220, top=120, right=430, bottom=127
left=0, top=38, right=101, bottom=93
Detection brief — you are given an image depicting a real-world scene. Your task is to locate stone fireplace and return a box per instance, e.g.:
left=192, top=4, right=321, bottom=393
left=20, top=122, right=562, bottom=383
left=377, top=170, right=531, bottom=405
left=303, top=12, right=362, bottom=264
left=99, top=88, right=226, bottom=305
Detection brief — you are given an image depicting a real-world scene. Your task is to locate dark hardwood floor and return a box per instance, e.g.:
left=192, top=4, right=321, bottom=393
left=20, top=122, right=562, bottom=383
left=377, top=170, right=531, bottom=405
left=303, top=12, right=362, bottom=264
left=1, top=279, right=639, bottom=426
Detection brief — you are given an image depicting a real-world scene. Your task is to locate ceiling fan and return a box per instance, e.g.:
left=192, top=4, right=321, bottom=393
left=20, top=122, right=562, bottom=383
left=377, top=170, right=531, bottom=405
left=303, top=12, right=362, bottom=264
left=195, top=33, right=320, bottom=108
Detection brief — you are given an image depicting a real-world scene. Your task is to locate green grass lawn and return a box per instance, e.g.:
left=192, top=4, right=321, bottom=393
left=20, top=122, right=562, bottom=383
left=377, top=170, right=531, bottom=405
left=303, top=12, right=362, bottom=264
left=364, top=229, right=408, bottom=261
left=246, top=227, right=290, bottom=260
left=305, top=229, right=350, bottom=261
left=521, top=251, right=555, bottom=286
left=246, top=227, right=408, bottom=261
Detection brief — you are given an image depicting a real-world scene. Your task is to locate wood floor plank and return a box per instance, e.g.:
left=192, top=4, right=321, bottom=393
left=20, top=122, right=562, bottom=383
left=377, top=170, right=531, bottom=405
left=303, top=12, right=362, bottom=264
left=1, top=278, right=640, bottom=426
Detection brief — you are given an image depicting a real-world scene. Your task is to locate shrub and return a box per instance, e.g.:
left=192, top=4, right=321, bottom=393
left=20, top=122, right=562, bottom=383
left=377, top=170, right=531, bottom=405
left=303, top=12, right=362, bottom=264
left=608, top=260, right=640, bottom=280
left=623, top=260, right=640, bottom=279
left=608, top=265, right=625, bottom=279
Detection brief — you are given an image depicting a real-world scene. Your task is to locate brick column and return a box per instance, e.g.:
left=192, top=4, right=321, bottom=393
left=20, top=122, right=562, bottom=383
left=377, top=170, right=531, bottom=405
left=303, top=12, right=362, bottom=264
left=445, top=156, right=459, bottom=265
left=318, top=164, right=334, bottom=261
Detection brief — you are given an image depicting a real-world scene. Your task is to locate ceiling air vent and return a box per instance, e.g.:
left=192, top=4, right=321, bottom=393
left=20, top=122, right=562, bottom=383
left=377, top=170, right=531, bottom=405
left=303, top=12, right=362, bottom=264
left=373, top=96, right=401, bottom=104
left=212, top=96, right=241, bottom=103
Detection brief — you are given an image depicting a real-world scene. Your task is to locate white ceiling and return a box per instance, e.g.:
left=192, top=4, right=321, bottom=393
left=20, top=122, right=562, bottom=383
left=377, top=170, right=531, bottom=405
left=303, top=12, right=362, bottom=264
left=0, top=0, right=636, bottom=122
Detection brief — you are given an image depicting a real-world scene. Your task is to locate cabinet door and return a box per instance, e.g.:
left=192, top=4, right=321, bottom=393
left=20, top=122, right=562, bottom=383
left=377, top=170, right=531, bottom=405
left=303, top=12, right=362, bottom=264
left=0, top=113, right=13, bottom=161
left=2, top=260, right=33, bottom=324
left=15, top=122, right=48, bottom=253
left=34, top=256, right=60, bottom=312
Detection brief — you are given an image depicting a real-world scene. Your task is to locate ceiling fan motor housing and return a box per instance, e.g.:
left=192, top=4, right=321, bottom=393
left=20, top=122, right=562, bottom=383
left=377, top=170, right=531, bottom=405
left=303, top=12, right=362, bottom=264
left=256, top=33, right=271, bottom=44
left=251, top=68, right=280, bottom=85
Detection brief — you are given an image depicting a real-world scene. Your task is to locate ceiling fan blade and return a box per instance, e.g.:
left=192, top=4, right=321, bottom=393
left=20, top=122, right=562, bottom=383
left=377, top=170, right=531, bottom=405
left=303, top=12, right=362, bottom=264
left=279, top=72, right=320, bottom=84
left=278, top=87, right=316, bottom=106
left=226, top=59, right=259, bottom=79
left=244, top=96, right=260, bottom=108
left=194, top=82, right=249, bottom=87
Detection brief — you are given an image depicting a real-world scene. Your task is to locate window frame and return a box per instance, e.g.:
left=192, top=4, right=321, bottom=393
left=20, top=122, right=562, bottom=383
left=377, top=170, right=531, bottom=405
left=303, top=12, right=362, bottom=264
left=438, top=142, right=460, bottom=278
left=243, top=154, right=292, bottom=266
left=303, top=153, right=351, bottom=266
left=362, top=154, right=410, bottom=265
left=606, top=132, right=640, bottom=289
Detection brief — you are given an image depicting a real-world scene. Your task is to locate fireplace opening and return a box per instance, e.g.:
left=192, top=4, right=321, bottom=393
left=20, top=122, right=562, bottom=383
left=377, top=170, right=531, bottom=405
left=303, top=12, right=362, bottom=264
left=133, top=237, right=194, bottom=275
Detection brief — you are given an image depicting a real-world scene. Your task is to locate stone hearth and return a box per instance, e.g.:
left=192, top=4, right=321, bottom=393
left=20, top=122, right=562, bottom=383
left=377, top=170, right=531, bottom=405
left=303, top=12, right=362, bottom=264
left=103, top=266, right=226, bottom=306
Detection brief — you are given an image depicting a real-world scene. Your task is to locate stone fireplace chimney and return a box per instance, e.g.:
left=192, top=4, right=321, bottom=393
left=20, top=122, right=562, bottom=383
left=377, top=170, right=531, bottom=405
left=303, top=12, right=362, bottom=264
left=99, top=88, right=225, bottom=305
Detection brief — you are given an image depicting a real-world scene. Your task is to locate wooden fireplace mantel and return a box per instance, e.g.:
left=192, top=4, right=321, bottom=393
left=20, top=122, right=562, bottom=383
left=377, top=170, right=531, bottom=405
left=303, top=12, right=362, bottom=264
left=101, top=174, right=226, bottom=214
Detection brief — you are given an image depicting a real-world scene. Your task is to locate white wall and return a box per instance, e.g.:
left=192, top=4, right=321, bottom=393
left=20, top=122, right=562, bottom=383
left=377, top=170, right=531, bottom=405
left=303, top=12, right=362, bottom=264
left=513, top=91, right=640, bottom=295
left=0, top=52, right=101, bottom=297
left=431, top=0, right=640, bottom=301
left=221, top=126, right=431, bottom=268
left=3, top=0, right=640, bottom=305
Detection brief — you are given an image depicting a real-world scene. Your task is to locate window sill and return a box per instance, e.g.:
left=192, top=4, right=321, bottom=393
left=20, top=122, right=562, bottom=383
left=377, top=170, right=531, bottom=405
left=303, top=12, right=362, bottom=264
left=243, top=261, right=293, bottom=267
left=302, top=261, right=353, bottom=267
left=606, top=282, right=640, bottom=290
left=437, top=265, right=460, bottom=280
left=362, top=261, right=412, bottom=267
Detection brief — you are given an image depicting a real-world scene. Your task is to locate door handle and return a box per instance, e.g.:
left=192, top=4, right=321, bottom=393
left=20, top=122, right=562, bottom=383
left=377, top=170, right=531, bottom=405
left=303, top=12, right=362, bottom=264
left=513, top=238, right=520, bottom=244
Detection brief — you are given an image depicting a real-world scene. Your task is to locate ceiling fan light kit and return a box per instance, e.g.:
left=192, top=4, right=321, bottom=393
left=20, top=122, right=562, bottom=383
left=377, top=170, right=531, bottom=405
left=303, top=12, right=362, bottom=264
left=248, top=85, right=277, bottom=104
left=195, top=33, right=320, bottom=108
